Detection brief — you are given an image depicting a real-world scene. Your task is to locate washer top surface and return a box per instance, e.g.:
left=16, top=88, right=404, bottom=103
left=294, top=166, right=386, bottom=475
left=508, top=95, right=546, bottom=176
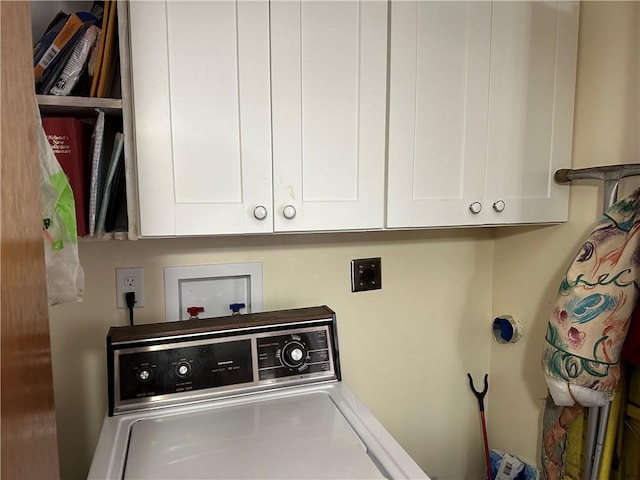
left=90, top=382, right=429, bottom=479
left=124, top=392, right=386, bottom=479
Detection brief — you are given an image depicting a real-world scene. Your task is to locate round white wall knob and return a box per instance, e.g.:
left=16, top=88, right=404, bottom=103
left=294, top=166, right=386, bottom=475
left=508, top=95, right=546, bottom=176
left=469, top=202, right=482, bottom=214
left=253, top=205, right=268, bottom=220
left=283, top=205, right=297, bottom=219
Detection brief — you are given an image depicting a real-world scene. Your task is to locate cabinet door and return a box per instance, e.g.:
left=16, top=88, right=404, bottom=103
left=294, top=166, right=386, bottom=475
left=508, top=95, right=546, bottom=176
left=485, top=1, right=579, bottom=224
left=387, top=1, right=492, bottom=228
left=270, top=0, right=387, bottom=232
left=130, top=1, right=272, bottom=236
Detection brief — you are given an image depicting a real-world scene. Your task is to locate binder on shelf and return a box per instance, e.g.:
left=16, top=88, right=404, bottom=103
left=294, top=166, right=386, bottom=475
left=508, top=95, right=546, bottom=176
left=95, top=132, right=125, bottom=235
left=41, top=117, right=90, bottom=237
left=104, top=159, right=127, bottom=232
left=88, top=109, right=106, bottom=236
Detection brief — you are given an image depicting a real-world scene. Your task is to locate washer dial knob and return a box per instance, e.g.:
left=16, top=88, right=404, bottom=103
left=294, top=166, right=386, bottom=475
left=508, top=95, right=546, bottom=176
left=175, top=361, right=192, bottom=379
left=281, top=340, right=307, bottom=369
left=136, top=367, right=153, bottom=382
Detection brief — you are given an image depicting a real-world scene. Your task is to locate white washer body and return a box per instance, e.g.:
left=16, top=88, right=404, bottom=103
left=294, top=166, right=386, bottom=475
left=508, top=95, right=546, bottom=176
left=89, top=306, right=429, bottom=479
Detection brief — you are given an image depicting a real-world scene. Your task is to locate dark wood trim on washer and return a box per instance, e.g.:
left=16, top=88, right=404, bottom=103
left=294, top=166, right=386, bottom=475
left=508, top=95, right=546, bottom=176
left=108, top=305, right=336, bottom=344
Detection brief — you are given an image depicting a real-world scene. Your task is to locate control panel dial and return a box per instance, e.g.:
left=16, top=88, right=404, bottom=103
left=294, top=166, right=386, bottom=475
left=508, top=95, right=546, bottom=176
left=280, top=339, right=308, bottom=369
left=136, top=366, right=153, bottom=382
left=175, top=361, right=192, bottom=379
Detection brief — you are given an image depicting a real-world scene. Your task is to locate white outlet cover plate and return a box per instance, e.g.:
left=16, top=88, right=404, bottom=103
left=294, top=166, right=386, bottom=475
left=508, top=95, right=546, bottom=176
left=116, top=267, right=145, bottom=309
left=164, top=263, right=263, bottom=321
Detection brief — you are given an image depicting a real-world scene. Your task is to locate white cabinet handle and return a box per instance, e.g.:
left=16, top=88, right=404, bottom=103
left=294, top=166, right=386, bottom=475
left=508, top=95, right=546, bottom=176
left=283, top=205, right=297, bottom=219
left=469, top=202, right=482, bottom=214
left=493, top=200, right=506, bottom=213
left=253, top=205, right=268, bottom=221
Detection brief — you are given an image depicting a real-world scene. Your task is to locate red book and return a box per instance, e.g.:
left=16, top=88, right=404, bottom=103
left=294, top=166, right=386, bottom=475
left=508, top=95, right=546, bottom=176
left=41, top=117, right=88, bottom=237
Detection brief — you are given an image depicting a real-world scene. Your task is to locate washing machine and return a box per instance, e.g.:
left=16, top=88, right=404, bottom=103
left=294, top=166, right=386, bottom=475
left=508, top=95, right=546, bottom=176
left=88, top=305, right=429, bottom=479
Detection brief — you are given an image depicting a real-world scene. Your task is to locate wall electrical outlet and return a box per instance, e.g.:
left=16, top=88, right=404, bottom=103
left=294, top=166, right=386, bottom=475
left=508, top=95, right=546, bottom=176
left=351, top=257, right=382, bottom=292
left=116, top=267, right=145, bottom=309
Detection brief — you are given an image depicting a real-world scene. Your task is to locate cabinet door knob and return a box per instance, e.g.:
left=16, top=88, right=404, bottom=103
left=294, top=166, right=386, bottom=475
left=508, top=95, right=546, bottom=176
left=493, top=200, right=506, bottom=213
left=469, top=202, right=482, bottom=214
left=253, top=205, right=268, bottom=220
left=283, top=205, right=297, bottom=219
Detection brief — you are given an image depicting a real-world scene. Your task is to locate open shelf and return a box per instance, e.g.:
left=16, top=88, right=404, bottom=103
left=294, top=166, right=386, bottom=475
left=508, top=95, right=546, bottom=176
left=33, top=1, right=139, bottom=240
left=37, top=95, right=123, bottom=115
left=79, top=231, right=130, bottom=242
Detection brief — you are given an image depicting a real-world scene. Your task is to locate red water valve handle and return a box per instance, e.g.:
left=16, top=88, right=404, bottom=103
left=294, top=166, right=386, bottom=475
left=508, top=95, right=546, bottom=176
left=186, top=306, right=204, bottom=318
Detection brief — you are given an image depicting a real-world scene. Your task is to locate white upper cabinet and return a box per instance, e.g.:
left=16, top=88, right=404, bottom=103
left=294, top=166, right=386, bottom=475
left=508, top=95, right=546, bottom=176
left=270, top=1, right=387, bottom=232
left=387, top=1, right=579, bottom=228
left=387, top=1, right=492, bottom=228
left=130, top=0, right=387, bottom=236
left=130, top=1, right=272, bottom=236
left=130, top=0, right=579, bottom=236
left=485, top=1, right=579, bottom=224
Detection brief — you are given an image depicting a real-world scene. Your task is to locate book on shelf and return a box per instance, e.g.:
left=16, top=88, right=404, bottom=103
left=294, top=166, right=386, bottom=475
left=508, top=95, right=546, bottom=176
left=41, top=117, right=91, bottom=237
left=88, top=109, right=106, bottom=236
left=37, top=29, right=78, bottom=95
left=105, top=154, right=128, bottom=233
left=94, top=0, right=119, bottom=98
left=88, top=109, right=125, bottom=236
left=33, top=2, right=112, bottom=98
left=49, top=25, right=101, bottom=96
left=32, top=11, right=67, bottom=63
left=37, top=21, right=97, bottom=96
left=95, top=132, right=125, bottom=235
left=33, top=11, right=98, bottom=83
left=89, top=0, right=111, bottom=97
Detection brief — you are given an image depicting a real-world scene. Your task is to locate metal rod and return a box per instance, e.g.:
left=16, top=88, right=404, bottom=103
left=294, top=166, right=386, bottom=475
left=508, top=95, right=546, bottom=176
left=556, top=164, right=640, bottom=211
left=590, top=402, right=611, bottom=480
left=584, top=407, right=599, bottom=480
left=555, top=163, right=640, bottom=184
left=583, top=178, right=619, bottom=480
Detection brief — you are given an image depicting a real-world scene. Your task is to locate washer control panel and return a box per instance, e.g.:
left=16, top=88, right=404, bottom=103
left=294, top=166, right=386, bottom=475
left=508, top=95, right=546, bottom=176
left=257, top=330, right=331, bottom=380
left=109, top=308, right=339, bottom=416
left=118, top=339, right=254, bottom=402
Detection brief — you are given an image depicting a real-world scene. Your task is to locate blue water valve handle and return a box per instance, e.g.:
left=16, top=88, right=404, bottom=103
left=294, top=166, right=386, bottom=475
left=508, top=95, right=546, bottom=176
left=492, top=315, right=522, bottom=343
left=229, top=303, right=246, bottom=315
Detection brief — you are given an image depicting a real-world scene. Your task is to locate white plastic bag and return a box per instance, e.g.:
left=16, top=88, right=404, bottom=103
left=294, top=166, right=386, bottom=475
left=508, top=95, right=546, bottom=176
left=37, top=109, right=85, bottom=305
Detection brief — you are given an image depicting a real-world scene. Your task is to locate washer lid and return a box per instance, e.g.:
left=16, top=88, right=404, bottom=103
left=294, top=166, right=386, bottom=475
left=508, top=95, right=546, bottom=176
left=124, top=393, right=388, bottom=479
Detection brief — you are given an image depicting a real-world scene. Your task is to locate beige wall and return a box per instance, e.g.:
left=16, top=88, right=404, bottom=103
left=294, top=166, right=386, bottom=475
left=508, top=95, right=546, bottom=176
left=47, top=2, right=639, bottom=479
left=49, top=230, right=494, bottom=480
left=489, top=0, right=640, bottom=464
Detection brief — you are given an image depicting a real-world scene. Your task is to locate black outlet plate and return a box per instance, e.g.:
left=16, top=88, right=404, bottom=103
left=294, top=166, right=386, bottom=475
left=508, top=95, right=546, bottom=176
left=350, top=257, right=382, bottom=292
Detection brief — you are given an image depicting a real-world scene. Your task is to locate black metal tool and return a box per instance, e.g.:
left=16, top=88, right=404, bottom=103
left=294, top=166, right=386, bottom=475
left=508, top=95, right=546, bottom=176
left=468, top=373, right=492, bottom=480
